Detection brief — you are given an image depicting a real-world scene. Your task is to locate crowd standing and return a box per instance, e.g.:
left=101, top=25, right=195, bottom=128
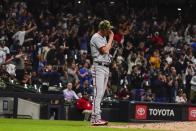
left=0, top=1, right=196, bottom=104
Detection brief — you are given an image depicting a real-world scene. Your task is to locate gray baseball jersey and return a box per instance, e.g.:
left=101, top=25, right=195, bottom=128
left=90, top=33, right=111, bottom=63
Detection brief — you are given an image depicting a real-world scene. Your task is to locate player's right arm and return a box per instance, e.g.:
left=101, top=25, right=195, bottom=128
left=99, top=30, right=114, bottom=54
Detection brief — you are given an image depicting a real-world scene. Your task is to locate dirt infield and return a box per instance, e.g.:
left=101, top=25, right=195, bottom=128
left=109, top=121, right=196, bottom=131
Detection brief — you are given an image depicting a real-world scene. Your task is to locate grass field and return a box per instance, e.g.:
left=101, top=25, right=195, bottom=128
left=0, top=119, right=163, bottom=131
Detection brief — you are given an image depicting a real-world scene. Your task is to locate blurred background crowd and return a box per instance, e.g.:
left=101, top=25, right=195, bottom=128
left=0, top=0, right=196, bottom=104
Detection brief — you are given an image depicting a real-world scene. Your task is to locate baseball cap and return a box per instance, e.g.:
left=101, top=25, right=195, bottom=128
left=98, top=20, right=113, bottom=30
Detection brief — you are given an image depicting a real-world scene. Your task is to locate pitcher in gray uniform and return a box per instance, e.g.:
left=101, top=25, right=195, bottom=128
left=90, top=20, right=114, bottom=126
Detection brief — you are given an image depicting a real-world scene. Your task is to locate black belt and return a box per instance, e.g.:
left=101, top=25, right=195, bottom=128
left=95, top=62, right=110, bottom=67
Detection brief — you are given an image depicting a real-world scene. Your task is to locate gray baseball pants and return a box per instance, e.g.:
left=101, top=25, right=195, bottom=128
left=91, top=65, right=109, bottom=121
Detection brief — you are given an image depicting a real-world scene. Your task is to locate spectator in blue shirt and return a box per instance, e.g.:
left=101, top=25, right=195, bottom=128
left=78, top=61, right=91, bottom=85
left=75, top=80, right=94, bottom=96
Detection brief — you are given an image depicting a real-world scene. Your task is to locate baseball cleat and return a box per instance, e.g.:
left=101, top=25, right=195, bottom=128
left=91, top=119, right=108, bottom=126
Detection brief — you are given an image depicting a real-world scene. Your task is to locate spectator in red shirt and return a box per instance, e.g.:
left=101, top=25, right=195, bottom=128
left=76, top=95, right=92, bottom=121
left=152, top=32, right=164, bottom=48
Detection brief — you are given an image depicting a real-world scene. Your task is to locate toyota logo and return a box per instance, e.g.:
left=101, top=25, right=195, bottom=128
left=191, top=110, right=196, bottom=117
left=137, top=107, right=145, bottom=115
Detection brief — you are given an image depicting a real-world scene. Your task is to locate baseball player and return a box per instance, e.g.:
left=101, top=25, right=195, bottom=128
left=90, top=20, right=114, bottom=126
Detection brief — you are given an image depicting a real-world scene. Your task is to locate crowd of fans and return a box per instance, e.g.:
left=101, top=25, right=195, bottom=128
left=0, top=1, right=196, bottom=104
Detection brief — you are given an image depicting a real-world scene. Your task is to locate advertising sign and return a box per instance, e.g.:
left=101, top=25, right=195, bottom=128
left=135, top=105, right=147, bottom=120
left=188, top=107, right=196, bottom=121
left=135, top=104, right=182, bottom=120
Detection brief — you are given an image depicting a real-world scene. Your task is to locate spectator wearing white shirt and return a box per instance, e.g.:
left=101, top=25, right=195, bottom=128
left=12, top=25, right=37, bottom=46
left=190, top=75, right=196, bottom=103
left=0, top=43, right=6, bottom=64
left=175, top=89, right=187, bottom=103
left=63, top=82, right=79, bottom=102
left=1, top=41, right=10, bottom=55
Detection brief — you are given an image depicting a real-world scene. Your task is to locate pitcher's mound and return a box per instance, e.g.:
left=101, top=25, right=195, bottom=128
left=108, top=121, right=196, bottom=131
